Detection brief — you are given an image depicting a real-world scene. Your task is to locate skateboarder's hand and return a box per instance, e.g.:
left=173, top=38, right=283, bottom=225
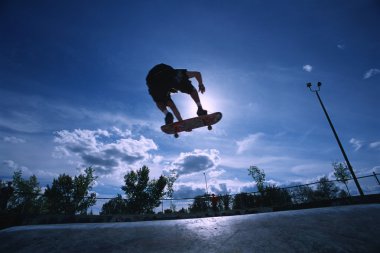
left=198, top=84, right=206, bottom=94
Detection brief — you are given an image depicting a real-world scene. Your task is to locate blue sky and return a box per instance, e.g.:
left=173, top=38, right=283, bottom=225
left=1, top=0, right=380, bottom=209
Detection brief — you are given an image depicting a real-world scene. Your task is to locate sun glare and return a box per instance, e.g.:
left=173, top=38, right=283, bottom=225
left=173, top=92, right=222, bottom=119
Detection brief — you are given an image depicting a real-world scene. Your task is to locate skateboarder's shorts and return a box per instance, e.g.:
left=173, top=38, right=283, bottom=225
left=149, top=69, right=196, bottom=104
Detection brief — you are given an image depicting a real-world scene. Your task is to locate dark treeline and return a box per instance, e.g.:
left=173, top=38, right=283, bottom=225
left=184, top=164, right=349, bottom=215
left=185, top=175, right=346, bottom=215
left=0, top=167, right=97, bottom=216
left=0, top=166, right=167, bottom=216
left=0, top=163, right=355, bottom=217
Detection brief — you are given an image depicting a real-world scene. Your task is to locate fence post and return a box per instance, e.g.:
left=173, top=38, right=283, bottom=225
left=373, top=172, right=380, bottom=186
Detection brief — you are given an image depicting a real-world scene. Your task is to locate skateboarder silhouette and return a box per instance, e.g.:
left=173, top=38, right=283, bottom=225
left=146, top=63, right=208, bottom=125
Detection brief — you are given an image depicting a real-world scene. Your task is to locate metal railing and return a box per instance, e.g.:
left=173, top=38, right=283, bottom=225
left=158, top=172, right=380, bottom=213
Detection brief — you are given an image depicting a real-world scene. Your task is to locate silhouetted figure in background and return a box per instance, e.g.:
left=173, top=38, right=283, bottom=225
left=146, top=63, right=207, bottom=125
left=0, top=182, right=14, bottom=211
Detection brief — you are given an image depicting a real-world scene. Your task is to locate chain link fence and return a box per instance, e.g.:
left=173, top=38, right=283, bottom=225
left=158, top=172, right=380, bottom=214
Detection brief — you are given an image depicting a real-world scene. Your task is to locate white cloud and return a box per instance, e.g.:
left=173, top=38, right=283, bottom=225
left=172, top=184, right=207, bottom=198
left=173, top=178, right=254, bottom=198
left=369, top=141, right=380, bottom=150
left=208, top=169, right=225, bottom=178
left=111, top=127, right=132, bottom=138
left=1, top=160, right=60, bottom=180
left=2, top=160, right=32, bottom=176
left=3, top=136, right=26, bottom=144
left=302, top=65, right=313, bottom=72
left=210, top=183, right=230, bottom=194
left=363, top=68, right=380, bottom=79
left=152, top=155, right=164, bottom=164
left=291, top=163, right=324, bottom=174
left=350, top=138, right=363, bottom=151
left=169, top=149, right=220, bottom=176
left=0, top=89, right=152, bottom=135
left=337, top=44, right=345, bottom=50
left=53, top=128, right=158, bottom=175
left=236, top=133, right=264, bottom=154
left=2, top=160, right=20, bottom=170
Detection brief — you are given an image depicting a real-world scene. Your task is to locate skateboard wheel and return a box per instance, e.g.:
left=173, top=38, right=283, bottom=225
left=174, top=133, right=179, bottom=138
left=208, top=125, right=212, bottom=130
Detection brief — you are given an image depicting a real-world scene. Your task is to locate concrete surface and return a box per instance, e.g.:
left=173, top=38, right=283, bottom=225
left=0, top=204, right=379, bottom=253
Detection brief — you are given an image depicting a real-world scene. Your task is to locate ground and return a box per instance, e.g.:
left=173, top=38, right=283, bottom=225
left=0, top=204, right=379, bottom=252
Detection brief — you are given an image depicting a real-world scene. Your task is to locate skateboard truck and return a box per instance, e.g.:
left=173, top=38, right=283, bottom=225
left=201, top=117, right=212, bottom=130
left=174, top=125, right=192, bottom=138
left=174, top=124, right=180, bottom=138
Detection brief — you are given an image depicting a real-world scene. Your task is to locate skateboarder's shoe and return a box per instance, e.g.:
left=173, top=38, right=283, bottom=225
left=165, top=112, right=174, bottom=125
left=197, top=107, right=208, bottom=116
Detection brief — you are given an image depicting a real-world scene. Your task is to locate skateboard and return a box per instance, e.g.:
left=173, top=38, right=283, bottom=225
left=161, top=112, right=222, bottom=138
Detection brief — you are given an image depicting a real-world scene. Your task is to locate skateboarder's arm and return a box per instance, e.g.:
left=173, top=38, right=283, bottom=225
left=186, top=71, right=205, bottom=93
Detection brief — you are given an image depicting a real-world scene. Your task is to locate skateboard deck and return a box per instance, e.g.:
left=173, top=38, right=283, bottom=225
left=161, top=112, right=222, bottom=138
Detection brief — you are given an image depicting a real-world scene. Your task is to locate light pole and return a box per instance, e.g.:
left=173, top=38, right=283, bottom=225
left=203, top=172, right=208, bottom=195
left=307, top=82, right=364, bottom=196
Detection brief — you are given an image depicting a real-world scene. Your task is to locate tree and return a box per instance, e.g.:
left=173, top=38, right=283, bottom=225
left=8, top=170, right=42, bottom=214
left=44, top=167, right=97, bottom=215
left=261, top=184, right=292, bottom=207
left=100, top=194, right=128, bottom=215
left=44, top=174, right=74, bottom=214
left=315, top=176, right=339, bottom=200
left=338, top=189, right=350, bottom=199
left=248, top=166, right=265, bottom=193
left=165, top=172, right=178, bottom=212
left=0, top=180, right=14, bottom=212
left=232, top=193, right=256, bottom=210
left=178, top=207, right=188, bottom=214
left=220, top=194, right=232, bottom=211
left=333, top=162, right=351, bottom=196
left=291, top=185, right=316, bottom=204
left=189, top=194, right=208, bottom=213
left=122, top=166, right=167, bottom=214
left=73, top=167, right=97, bottom=213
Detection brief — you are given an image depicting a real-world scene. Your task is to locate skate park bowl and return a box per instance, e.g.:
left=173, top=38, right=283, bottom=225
left=0, top=204, right=379, bottom=253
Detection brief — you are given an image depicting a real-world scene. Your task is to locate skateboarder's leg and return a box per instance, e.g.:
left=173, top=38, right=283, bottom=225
left=167, top=99, right=183, bottom=121
left=155, top=102, right=174, bottom=124
left=189, top=89, right=201, bottom=104
left=156, top=102, right=166, bottom=112
left=190, top=90, right=207, bottom=116
left=176, top=79, right=207, bottom=116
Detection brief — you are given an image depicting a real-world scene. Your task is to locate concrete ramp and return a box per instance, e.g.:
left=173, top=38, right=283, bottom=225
left=1, top=204, right=379, bottom=253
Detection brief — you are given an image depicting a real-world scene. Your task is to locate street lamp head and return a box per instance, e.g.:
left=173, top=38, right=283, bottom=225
left=306, top=82, right=322, bottom=92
